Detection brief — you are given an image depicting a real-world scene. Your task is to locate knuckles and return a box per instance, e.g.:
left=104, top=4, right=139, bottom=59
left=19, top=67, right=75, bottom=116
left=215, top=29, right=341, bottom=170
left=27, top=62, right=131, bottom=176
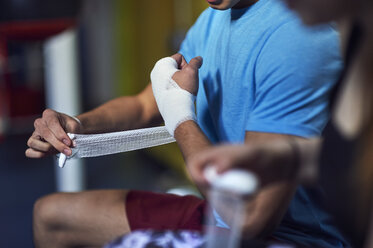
left=184, top=66, right=197, bottom=75
left=34, top=118, right=43, bottom=129
left=42, top=108, right=56, bottom=118
left=27, top=137, right=34, bottom=148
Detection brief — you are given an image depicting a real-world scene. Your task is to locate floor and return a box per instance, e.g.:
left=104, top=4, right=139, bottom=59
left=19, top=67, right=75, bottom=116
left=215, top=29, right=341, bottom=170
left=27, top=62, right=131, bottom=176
left=0, top=134, right=191, bottom=248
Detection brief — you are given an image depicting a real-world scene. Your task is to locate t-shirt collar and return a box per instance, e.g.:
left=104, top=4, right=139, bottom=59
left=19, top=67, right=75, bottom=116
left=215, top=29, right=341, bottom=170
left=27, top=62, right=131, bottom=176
left=230, top=0, right=270, bottom=20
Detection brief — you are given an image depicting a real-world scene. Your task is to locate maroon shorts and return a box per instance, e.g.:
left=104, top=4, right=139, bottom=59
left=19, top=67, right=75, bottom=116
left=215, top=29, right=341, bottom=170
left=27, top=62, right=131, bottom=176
left=126, top=190, right=208, bottom=232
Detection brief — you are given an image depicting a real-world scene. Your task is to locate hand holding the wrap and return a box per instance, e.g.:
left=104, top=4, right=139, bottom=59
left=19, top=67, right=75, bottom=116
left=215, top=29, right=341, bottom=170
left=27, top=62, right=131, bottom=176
left=150, top=54, right=203, bottom=136
left=25, top=109, right=82, bottom=158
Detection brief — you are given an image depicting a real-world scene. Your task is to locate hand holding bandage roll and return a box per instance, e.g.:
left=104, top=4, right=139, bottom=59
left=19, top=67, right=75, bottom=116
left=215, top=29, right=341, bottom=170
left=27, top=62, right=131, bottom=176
left=150, top=54, right=203, bottom=136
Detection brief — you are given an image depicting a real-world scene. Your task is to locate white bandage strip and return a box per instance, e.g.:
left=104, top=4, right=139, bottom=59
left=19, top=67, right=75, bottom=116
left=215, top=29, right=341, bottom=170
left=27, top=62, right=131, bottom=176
left=58, top=126, right=175, bottom=168
left=151, top=57, right=197, bottom=136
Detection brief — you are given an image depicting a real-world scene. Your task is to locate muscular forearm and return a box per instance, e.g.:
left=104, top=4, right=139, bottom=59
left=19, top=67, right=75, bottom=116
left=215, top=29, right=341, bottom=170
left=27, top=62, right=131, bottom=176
left=236, top=133, right=301, bottom=238
left=174, top=121, right=212, bottom=197
left=241, top=180, right=298, bottom=238
left=174, top=120, right=212, bottom=162
left=294, top=137, right=322, bottom=184
left=26, top=84, right=161, bottom=158
left=239, top=134, right=323, bottom=238
left=248, top=136, right=322, bottom=186
left=77, top=84, right=162, bottom=134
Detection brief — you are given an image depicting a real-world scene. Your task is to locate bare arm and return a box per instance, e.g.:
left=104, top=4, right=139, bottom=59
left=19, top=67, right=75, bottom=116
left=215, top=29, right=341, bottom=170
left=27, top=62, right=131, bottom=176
left=77, top=84, right=162, bottom=133
left=188, top=136, right=321, bottom=187
left=172, top=110, right=300, bottom=237
left=174, top=120, right=212, bottom=197
left=176, top=125, right=301, bottom=237
left=26, top=84, right=162, bottom=158
left=187, top=131, right=321, bottom=237
left=174, top=121, right=211, bottom=161
left=176, top=126, right=300, bottom=237
left=239, top=132, right=300, bottom=238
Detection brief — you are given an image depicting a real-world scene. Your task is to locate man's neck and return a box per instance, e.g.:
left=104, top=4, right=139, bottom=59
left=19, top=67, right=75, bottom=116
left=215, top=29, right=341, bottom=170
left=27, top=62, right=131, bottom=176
left=233, top=0, right=259, bottom=9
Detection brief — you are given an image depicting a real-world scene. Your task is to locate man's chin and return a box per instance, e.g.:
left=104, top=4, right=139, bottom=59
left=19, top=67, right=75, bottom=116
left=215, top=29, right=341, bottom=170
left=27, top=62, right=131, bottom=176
left=206, top=0, right=232, bottom=10
left=209, top=5, right=231, bottom=10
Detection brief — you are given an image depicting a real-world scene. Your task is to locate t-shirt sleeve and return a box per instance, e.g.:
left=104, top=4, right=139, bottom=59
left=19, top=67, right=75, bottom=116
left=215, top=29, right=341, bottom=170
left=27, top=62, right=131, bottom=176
left=246, top=21, right=343, bottom=138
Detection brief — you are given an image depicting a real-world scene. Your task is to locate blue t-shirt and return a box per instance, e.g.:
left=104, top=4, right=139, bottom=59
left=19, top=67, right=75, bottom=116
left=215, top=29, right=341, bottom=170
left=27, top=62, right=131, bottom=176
left=179, top=0, right=348, bottom=247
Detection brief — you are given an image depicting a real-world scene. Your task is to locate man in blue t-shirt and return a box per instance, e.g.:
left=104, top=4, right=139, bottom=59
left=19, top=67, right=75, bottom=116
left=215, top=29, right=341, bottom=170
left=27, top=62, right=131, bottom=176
left=171, top=0, right=348, bottom=247
left=27, top=0, right=346, bottom=247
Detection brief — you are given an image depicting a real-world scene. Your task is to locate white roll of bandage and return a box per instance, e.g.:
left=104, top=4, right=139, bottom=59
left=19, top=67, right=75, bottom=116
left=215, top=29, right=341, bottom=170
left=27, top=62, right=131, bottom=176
left=204, top=167, right=259, bottom=195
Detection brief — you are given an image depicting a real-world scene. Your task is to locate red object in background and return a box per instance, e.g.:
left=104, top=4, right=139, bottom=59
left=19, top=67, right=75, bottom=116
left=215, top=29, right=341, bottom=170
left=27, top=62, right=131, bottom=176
left=0, top=36, right=9, bottom=141
left=7, top=85, right=44, bottom=117
left=0, top=19, right=76, bottom=41
left=0, top=18, right=76, bottom=139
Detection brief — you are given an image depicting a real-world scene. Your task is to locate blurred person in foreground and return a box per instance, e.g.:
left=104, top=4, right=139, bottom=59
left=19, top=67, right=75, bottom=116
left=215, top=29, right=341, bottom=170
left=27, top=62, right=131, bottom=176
left=26, top=0, right=343, bottom=247
left=188, top=0, right=373, bottom=246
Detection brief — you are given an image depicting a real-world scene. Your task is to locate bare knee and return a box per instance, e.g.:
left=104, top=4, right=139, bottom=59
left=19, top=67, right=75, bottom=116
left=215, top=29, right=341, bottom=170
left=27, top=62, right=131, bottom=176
left=33, top=190, right=131, bottom=248
left=34, top=193, right=67, bottom=231
left=33, top=193, right=73, bottom=248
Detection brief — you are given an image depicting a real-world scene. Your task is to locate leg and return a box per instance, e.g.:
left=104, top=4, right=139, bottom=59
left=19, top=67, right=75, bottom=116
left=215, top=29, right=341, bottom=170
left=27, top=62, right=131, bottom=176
left=33, top=189, right=130, bottom=248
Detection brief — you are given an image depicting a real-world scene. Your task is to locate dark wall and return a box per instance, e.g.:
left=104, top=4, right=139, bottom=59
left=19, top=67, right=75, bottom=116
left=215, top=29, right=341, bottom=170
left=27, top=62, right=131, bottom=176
left=0, top=0, right=82, bottom=22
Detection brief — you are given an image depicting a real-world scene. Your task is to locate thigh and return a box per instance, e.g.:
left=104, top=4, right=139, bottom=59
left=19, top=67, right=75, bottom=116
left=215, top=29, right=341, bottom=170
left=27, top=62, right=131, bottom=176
left=43, top=189, right=131, bottom=245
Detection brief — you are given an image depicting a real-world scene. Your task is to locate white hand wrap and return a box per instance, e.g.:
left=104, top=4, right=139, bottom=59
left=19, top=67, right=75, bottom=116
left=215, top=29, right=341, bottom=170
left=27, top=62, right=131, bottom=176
left=151, top=57, right=196, bottom=136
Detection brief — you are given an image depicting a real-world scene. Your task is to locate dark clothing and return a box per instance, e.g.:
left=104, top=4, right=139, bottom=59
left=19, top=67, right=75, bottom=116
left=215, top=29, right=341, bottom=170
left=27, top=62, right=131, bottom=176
left=320, top=22, right=370, bottom=247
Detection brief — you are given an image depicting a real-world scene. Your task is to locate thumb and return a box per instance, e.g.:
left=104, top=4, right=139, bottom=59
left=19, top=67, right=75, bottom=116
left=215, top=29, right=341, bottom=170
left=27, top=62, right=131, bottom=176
left=188, top=56, right=203, bottom=70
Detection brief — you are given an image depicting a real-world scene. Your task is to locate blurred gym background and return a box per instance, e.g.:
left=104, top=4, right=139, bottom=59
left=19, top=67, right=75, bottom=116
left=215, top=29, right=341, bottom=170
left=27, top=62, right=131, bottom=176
left=0, top=0, right=208, bottom=247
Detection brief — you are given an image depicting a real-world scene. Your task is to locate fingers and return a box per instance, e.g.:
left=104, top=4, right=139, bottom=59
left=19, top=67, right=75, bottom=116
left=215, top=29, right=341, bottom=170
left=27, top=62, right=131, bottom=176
left=170, top=54, right=202, bottom=70
left=170, top=53, right=183, bottom=67
left=188, top=162, right=210, bottom=186
left=188, top=56, right=203, bottom=69
left=27, top=133, right=54, bottom=152
left=33, top=118, right=71, bottom=155
left=26, top=132, right=59, bottom=158
left=171, top=55, right=202, bottom=95
left=180, top=55, right=188, bottom=68
left=188, top=149, right=224, bottom=185
left=25, top=148, right=54, bottom=158
left=188, top=145, right=251, bottom=187
left=42, top=109, right=72, bottom=146
left=26, top=109, right=77, bottom=158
